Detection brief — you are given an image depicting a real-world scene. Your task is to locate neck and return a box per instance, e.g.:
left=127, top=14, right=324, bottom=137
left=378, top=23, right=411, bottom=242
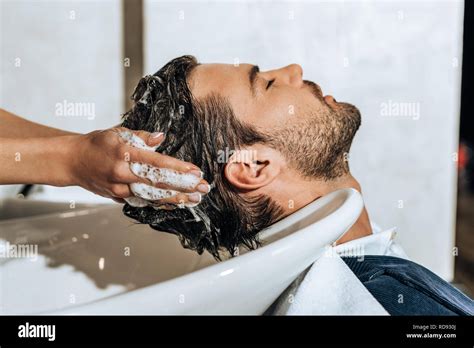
left=270, top=172, right=372, bottom=244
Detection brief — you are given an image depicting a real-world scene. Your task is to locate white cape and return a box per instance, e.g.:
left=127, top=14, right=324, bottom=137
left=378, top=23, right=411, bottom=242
left=271, top=226, right=408, bottom=315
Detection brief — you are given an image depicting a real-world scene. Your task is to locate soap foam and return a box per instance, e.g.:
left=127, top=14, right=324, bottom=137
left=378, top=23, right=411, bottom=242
left=129, top=162, right=200, bottom=190
left=129, top=182, right=175, bottom=201
left=119, top=130, right=202, bottom=209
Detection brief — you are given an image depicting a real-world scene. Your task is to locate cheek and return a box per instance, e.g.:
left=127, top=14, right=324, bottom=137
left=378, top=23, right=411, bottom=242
left=257, top=93, right=310, bottom=127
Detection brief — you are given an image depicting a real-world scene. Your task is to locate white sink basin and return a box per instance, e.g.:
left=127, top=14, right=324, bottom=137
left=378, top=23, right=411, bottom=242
left=0, top=188, right=363, bottom=314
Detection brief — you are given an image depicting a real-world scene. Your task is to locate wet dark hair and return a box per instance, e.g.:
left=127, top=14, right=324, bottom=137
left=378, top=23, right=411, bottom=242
left=121, top=55, right=283, bottom=259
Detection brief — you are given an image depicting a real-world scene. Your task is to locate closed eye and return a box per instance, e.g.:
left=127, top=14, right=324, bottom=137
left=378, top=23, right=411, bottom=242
left=266, top=79, right=275, bottom=90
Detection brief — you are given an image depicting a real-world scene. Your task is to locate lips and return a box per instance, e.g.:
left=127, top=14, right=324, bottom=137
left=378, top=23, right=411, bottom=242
left=324, top=95, right=336, bottom=104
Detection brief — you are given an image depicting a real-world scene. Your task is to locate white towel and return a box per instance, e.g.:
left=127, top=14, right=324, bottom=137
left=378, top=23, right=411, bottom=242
left=269, top=227, right=407, bottom=315
left=286, top=250, right=388, bottom=315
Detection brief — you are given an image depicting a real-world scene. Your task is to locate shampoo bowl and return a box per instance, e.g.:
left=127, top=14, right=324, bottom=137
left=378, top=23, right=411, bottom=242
left=0, top=188, right=363, bottom=314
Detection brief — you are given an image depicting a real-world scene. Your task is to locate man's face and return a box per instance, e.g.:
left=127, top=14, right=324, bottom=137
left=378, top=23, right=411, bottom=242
left=188, top=63, right=361, bottom=179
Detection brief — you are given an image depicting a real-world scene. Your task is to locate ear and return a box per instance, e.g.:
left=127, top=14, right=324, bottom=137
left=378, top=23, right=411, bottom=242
left=224, top=145, right=283, bottom=191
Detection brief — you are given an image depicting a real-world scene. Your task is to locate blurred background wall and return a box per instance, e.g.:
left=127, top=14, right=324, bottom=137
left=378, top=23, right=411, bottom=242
left=0, top=0, right=465, bottom=281
left=0, top=0, right=123, bottom=200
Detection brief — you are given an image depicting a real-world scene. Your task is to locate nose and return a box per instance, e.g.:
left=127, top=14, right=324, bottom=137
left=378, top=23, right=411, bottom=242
left=262, top=64, right=303, bottom=87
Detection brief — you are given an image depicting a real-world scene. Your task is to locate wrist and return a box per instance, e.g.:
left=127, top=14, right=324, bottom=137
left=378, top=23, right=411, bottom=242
left=55, top=134, right=83, bottom=187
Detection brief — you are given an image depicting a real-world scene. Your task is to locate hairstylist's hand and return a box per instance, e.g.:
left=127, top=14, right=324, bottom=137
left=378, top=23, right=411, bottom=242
left=69, top=127, right=210, bottom=204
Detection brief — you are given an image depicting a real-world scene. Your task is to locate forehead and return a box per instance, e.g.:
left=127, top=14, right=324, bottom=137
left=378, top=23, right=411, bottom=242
left=187, top=63, right=255, bottom=117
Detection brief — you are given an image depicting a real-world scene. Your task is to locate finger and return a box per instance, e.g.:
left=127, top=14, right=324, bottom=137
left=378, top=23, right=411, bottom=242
left=153, top=178, right=210, bottom=194
left=112, top=161, right=210, bottom=194
left=125, top=172, right=210, bottom=194
left=129, top=183, right=202, bottom=208
left=131, top=130, right=165, bottom=147
left=129, top=182, right=177, bottom=201
left=151, top=193, right=202, bottom=208
left=129, top=162, right=210, bottom=194
left=146, top=132, right=165, bottom=147
left=128, top=147, right=201, bottom=173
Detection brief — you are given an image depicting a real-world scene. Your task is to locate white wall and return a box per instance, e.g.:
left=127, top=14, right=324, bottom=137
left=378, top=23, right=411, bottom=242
left=144, top=0, right=464, bottom=279
left=0, top=0, right=123, bottom=200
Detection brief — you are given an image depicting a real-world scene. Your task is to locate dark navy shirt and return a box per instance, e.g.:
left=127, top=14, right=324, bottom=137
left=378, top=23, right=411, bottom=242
left=341, top=255, right=474, bottom=316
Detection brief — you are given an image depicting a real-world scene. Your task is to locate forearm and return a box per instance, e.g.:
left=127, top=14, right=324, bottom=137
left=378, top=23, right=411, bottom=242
left=0, top=108, right=78, bottom=138
left=0, top=135, right=76, bottom=186
left=0, top=127, right=210, bottom=204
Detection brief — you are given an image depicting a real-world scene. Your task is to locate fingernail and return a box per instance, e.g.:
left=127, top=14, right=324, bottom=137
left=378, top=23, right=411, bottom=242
left=188, top=169, right=203, bottom=178
left=150, top=132, right=164, bottom=139
left=196, top=183, right=210, bottom=194
left=188, top=193, right=202, bottom=203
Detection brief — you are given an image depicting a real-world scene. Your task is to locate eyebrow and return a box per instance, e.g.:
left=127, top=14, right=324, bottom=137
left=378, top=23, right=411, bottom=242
left=248, top=65, right=260, bottom=96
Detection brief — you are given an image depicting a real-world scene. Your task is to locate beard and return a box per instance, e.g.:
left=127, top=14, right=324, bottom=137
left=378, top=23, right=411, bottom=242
left=267, top=101, right=361, bottom=180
